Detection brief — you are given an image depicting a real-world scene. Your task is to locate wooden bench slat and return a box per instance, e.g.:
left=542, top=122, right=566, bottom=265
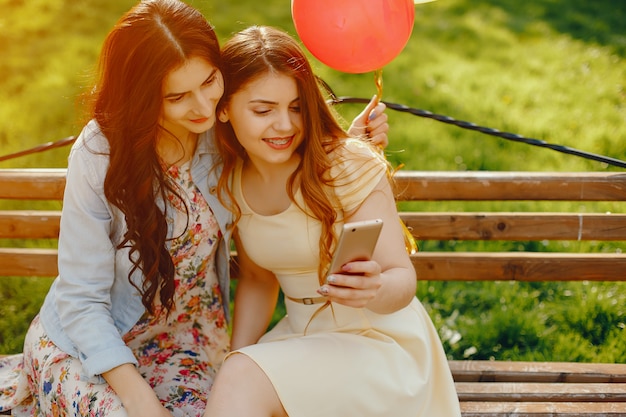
left=456, top=382, right=626, bottom=402
left=449, top=360, right=626, bottom=383
left=0, top=248, right=58, bottom=276
left=0, top=169, right=66, bottom=200
left=2, top=170, right=625, bottom=201
left=4, top=211, right=625, bottom=241
left=394, top=171, right=626, bottom=201
left=460, top=401, right=626, bottom=416
left=413, top=252, right=626, bottom=281
left=0, top=211, right=61, bottom=238
left=401, top=212, right=626, bottom=241
left=4, top=250, right=625, bottom=281
left=3, top=212, right=624, bottom=241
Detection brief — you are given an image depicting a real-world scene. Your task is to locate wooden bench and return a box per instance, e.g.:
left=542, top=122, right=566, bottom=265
left=1, top=168, right=626, bottom=416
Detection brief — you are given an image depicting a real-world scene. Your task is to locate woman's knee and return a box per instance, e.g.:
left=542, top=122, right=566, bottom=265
left=215, top=353, right=262, bottom=387
left=209, top=354, right=286, bottom=416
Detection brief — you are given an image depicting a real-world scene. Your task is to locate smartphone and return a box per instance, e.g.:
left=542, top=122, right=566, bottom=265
left=328, top=219, right=384, bottom=274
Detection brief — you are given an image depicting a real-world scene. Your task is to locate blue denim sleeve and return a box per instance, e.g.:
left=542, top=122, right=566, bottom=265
left=54, top=126, right=138, bottom=380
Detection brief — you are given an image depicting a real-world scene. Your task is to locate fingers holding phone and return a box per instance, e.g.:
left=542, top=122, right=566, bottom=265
left=319, top=260, right=383, bottom=308
left=317, top=219, right=384, bottom=308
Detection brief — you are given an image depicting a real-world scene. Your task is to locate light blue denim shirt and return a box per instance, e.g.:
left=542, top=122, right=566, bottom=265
left=39, top=119, right=233, bottom=383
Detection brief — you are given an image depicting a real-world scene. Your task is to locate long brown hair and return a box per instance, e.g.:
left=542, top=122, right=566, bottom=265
left=215, top=25, right=352, bottom=284
left=86, top=0, right=221, bottom=314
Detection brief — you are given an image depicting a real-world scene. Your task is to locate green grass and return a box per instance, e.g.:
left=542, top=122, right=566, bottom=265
left=422, top=280, right=626, bottom=362
left=0, top=0, right=624, bottom=359
left=0, top=276, right=55, bottom=353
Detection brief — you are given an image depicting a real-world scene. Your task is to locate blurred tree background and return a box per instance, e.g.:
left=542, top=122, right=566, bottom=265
left=0, top=0, right=624, bottom=360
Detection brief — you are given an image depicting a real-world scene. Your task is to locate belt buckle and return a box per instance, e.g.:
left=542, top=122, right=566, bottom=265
left=302, top=297, right=315, bottom=305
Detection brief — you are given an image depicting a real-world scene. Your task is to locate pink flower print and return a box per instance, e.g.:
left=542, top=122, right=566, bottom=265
left=137, top=354, right=153, bottom=367
left=156, top=332, right=170, bottom=343
left=214, top=313, right=226, bottom=329
left=177, top=312, right=191, bottom=323
left=77, top=393, right=93, bottom=416
left=155, top=349, right=173, bottom=365
left=57, top=394, right=68, bottom=414
left=168, top=165, right=180, bottom=179
left=190, top=327, right=202, bottom=344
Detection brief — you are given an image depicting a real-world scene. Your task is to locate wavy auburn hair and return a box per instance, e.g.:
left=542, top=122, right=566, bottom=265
left=215, top=25, right=351, bottom=285
left=86, top=0, right=221, bottom=314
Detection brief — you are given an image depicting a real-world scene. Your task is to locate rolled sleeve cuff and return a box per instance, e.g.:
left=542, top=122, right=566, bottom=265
left=80, top=345, right=138, bottom=384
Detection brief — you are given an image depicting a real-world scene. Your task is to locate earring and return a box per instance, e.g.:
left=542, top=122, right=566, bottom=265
left=218, top=111, right=228, bottom=123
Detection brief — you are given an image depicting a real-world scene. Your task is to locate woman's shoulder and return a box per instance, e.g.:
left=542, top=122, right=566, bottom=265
left=329, top=138, right=389, bottom=213
left=66, top=120, right=110, bottom=184
left=71, top=119, right=110, bottom=156
left=330, top=138, right=388, bottom=177
left=336, top=137, right=384, bottom=159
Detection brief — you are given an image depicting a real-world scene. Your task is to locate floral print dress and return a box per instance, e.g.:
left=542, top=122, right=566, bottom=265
left=0, top=161, right=229, bottom=417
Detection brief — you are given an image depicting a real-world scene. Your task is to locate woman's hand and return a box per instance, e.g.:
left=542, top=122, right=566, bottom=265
left=103, top=363, right=173, bottom=417
left=124, top=398, right=173, bottom=417
left=348, top=95, right=389, bottom=148
left=317, top=259, right=383, bottom=308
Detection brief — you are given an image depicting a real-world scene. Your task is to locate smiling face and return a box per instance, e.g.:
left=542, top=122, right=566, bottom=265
left=219, top=71, right=304, bottom=169
left=160, top=56, right=224, bottom=140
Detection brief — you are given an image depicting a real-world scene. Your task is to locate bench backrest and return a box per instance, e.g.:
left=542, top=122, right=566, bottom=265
left=1, top=169, right=625, bottom=280
left=393, top=171, right=626, bottom=282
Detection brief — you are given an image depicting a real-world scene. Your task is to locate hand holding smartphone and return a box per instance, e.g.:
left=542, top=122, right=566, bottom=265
left=328, top=219, right=383, bottom=274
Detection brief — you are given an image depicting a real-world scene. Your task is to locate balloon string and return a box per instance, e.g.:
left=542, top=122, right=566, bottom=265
left=374, top=68, right=383, bottom=101
left=373, top=68, right=417, bottom=254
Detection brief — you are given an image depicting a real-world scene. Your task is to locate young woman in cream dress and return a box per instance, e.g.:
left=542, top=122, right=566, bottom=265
left=204, top=25, right=461, bottom=417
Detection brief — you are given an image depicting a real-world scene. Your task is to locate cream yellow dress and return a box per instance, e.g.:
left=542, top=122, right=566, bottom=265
left=231, top=140, right=461, bottom=417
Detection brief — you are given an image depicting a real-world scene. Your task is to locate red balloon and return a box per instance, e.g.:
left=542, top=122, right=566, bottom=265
left=291, top=0, right=415, bottom=74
